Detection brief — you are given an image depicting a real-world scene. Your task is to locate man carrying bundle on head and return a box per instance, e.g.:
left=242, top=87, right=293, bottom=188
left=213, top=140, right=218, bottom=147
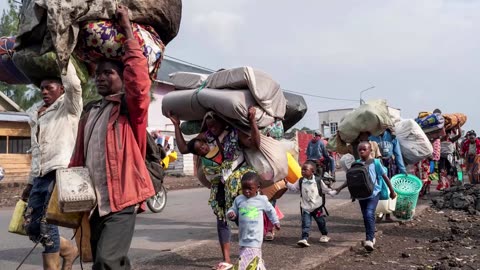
left=69, top=6, right=156, bottom=269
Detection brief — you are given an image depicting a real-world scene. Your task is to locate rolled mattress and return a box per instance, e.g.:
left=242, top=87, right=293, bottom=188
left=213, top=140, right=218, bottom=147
left=162, top=88, right=275, bottom=128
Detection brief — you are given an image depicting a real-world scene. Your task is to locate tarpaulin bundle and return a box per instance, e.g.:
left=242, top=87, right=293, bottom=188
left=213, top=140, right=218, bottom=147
left=16, top=0, right=181, bottom=72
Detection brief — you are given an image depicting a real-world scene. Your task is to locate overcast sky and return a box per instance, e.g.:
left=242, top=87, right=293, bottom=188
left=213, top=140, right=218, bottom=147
left=2, top=0, right=479, bottom=131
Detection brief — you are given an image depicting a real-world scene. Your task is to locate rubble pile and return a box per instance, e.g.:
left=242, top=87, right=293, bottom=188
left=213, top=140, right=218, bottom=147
left=432, top=184, right=480, bottom=215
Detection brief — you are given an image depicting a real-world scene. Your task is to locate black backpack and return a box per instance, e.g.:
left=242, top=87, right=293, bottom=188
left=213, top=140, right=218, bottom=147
left=145, top=132, right=166, bottom=193
left=83, top=99, right=166, bottom=194
left=346, top=159, right=378, bottom=199
left=298, top=176, right=328, bottom=216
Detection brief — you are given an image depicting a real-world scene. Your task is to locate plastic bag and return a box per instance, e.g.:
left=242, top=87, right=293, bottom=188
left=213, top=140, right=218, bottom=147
left=394, top=119, right=433, bottom=165
left=244, top=134, right=288, bottom=182
left=339, top=154, right=355, bottom=171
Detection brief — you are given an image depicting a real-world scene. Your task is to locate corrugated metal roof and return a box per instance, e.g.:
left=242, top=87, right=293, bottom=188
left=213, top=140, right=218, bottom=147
left=157, top=58, right=213, bottom=82
left=0, top=112, right=29, bottom=122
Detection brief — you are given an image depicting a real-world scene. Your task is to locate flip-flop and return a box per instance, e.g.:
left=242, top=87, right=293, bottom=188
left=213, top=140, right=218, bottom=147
left=213, top=262, right=233, bottom=270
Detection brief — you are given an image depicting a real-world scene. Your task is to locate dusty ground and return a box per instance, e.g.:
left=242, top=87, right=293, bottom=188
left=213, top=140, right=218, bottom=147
left=0, top=175, right=203, bottom=208
left=323, top=207, right=480, bottom=270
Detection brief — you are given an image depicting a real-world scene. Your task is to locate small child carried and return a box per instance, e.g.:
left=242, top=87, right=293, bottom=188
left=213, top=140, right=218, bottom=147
left=286, top=162, right=336, bottom=247
left=227, top=172, right=280, bottom=270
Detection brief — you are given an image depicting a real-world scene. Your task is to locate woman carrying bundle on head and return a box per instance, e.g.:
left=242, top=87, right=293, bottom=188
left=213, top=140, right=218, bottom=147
left=168, top=107, right=260, bottom=270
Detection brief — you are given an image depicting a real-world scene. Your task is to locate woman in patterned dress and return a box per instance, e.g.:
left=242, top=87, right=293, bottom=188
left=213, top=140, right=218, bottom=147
left=169, top=107, right=260, bottom=270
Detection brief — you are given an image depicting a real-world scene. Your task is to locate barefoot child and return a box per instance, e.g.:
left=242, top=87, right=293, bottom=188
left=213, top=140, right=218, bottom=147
left=227, top=172, right=280, bottom=270
left=286, top=162, right=336, bottom=247
left=336, top=141, right=397, bottom=251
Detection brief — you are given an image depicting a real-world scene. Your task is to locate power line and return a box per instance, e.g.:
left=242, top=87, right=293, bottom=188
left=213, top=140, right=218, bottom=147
left=164, top=55, right=358, bottom=102
left=283, top=89, right=358, bottom=101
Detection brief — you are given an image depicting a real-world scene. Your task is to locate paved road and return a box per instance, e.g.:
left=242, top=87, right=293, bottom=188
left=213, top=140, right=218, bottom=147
left=0, top=174, right=351, bottom=270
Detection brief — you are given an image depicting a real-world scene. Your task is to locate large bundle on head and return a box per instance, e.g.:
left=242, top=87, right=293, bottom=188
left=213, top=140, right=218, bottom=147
left=164, top=67, right=306, bottom=183
left=415, top=111, right=446, bottom=140
left=12, top=48, right=89, bottom=87
left=394, top=119, right=433, bottom=165
left=443, top=113, right=467, bottom=130
left=162, top=67, right=287, bottom=129
left=338, top=100, right=394, bottom=143
left=74, top=20, right=165, bottom=80
left=1, top=36, right=90, bottom=86
left=162, top=88, right=276, bottom=128
left=168, top=69, right=307, bottom=134
left=15, top=0, right=182, bottom=73
left=205, top=67, right=287, bottom=119
left=283, top=92, right=307, bottom=131
left=0, top=37, right=30, bottom=84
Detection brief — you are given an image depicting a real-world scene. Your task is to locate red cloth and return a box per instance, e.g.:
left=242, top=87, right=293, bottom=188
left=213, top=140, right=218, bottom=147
left=461, top=138, right=480, bottom=156
left=263, top=205, right=284, bottom=235
left=70, top=39, right=155, bottom=212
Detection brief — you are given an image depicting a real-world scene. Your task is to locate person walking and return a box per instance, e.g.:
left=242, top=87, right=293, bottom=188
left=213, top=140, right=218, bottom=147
left=306, top=131, right=330, bottom=177
left=21, top=60, right=82, bottom=269
left=227, top=172, right=280, bottom=270
left=286, top=162, right=336, bottom=247
left=69, top=6, right=156, bottom=269
left=336, top=142, right=396, bottom=251
left=169, top=108, right=261, bottom=270
left=461, top=130, right=480, bottom=184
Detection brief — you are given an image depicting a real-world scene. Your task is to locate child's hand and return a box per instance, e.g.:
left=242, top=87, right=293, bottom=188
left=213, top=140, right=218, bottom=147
left=274, top=223, right=281, bottom=231
left=328, top=190, right=338, bottom=197
left=227, top=211, right=236, bottom=220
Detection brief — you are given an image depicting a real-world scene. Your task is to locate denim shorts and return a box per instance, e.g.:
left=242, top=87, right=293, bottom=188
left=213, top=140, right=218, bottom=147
left=24, top=171, right=60, bottom=253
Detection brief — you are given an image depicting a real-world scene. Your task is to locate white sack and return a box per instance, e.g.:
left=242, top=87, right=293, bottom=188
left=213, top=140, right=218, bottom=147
left=395, top=119, right=433, bottom=165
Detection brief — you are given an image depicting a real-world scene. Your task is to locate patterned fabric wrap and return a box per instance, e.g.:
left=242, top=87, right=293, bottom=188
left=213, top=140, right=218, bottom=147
left=202, top=127, right=255, bottom=220
left=415, top=113, right=445, bottom=132
left=236, top=247, right=266, bottom=270
left=75, top=20, right=165, bottom=80
left=0, top=36, right=31, bottom=84
left=432, top=139, right=441, bottom=161
left=261, top=120, right=284, bottom=140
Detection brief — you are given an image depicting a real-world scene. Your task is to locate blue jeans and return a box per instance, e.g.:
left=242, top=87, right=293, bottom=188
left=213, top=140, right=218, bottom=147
left=358, top=194, right=380, bottom=241
left=24, top=171, right=60, bottom=253
left=301, top=210, right=328, bottom=240
left=329, top=157, right=336, bottom=174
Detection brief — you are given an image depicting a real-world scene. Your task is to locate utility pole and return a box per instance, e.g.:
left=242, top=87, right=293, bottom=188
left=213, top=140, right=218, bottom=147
left=360, top=86, right=375, bottom=105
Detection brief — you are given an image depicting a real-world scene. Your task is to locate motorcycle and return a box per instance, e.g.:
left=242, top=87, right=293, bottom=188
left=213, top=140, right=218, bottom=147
left=146, top=149, right=177, bottom=213
left=147, top=185, right=168, bottom=213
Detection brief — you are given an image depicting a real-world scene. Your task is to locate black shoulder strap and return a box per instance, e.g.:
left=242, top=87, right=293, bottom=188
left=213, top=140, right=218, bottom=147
left=299, top=178, right=303, bottom=197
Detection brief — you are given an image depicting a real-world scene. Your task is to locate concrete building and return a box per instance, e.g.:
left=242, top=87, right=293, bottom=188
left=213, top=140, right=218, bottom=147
left=318, top=103, right=401, bottom=138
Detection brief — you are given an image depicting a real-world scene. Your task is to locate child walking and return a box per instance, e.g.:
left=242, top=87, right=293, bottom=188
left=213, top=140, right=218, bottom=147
left=336, top=141, right=397, bottom=251
left=286, top=162, right=336, bottom=247
left=227, top=172, right=280, bottom=270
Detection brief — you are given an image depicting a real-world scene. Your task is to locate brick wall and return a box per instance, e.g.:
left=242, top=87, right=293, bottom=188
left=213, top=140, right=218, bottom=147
left=297, top=131, right=313, bottom=165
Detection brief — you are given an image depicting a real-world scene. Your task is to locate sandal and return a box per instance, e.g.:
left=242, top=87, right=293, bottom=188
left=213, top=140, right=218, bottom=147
left=213, top=262, right=233, bottom=270
left=265, top=231, right=275, bottom=241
